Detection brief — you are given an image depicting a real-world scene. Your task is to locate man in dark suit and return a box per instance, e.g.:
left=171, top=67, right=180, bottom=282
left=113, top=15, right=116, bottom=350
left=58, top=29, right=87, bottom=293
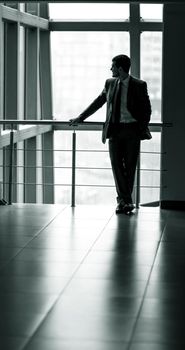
left=69, top=54, right=152, bottom=214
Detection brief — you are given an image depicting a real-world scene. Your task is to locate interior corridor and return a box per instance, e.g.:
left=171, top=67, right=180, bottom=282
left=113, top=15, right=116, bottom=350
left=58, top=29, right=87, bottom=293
left=0, top=204, right=185, bottom=349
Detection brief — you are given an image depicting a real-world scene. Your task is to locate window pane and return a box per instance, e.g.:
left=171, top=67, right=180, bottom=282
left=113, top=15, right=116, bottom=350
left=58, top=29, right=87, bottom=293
left=49, top=3, right=129, bottom=21
left=140, top=4, right=163, bottom=21
left=18, top=26, right=25, bottom=120
left=141, top=32, right=162, bottom=123
left=51, top=31, right=129, bottom=121
left=76, top=186, right=115, bottom=205
left=54, top=130, right=116, bottom=205
left=19, top=4, right=25, bottom=12
left=54, top=131, right=71, bottom=204
left=140, top=132, right=161, bottom=205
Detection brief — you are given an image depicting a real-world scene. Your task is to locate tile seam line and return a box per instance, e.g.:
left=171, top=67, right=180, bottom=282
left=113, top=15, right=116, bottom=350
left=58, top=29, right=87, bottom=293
left=126, top=214, right=169, bottom=350
left=21, top=209, right=115, bottom=350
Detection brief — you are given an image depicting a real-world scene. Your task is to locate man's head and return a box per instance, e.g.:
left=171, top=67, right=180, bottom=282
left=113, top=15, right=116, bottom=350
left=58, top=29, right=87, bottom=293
left=111, top=54, right=131, bottom=78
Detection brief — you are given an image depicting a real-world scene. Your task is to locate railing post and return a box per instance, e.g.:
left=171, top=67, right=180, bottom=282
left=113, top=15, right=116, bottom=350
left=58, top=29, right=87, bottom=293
left=136, top=149, right=140, bottom=209
left=71, top=130, right=76, bottom=207
left=8, top=124, right=14, bottom=205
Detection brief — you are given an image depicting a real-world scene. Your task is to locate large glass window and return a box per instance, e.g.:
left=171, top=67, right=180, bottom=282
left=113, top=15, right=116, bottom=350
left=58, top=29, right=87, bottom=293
left=50, top=3, right=163, bottom=206
left=51, top=31, right=129, bottom=121
left=49, top=3, right=129, bottom=21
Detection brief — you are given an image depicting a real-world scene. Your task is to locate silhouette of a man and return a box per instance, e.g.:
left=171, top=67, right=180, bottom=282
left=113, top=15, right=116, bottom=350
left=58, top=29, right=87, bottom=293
left=70, top=54, right=151, bottom=214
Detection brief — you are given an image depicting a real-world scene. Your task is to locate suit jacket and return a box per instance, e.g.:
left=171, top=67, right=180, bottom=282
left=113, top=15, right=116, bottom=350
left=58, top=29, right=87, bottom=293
left=78, top=76, right=152, bottom=143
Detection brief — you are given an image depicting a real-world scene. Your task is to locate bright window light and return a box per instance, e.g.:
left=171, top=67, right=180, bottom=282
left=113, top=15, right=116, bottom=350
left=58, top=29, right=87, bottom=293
left=51, top=31, right=129, bottom=121
left=140, top=4, right=163, bottom=21
left=49, top=3, right=129, bottom=21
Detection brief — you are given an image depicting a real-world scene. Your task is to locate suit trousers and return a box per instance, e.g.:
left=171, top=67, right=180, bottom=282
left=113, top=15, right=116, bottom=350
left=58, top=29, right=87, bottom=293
left=108, top=123, right=140, bottom=205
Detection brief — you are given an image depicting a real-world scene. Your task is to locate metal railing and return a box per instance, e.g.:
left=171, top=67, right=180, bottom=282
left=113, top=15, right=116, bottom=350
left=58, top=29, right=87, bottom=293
left=0, top=119, right=166, bottom=207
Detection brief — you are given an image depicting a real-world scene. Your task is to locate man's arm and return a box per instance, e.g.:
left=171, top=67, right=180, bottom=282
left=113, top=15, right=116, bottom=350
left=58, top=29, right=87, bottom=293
left=69, top=85, right=107, bottom=126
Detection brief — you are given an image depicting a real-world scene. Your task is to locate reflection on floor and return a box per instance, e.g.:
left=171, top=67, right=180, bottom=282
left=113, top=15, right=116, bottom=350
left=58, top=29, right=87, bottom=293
left=0, top=204, right=185, bottom=349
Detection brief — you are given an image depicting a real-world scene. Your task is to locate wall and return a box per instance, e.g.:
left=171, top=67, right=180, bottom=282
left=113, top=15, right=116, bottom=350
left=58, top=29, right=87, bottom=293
left=161, top=3, right=185, bottom=209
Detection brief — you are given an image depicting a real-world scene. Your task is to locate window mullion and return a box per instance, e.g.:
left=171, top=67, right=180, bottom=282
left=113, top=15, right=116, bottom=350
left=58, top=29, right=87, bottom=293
left=49, top=21, right=130, bottom=32
left=130, top=3, right=140, bottom=78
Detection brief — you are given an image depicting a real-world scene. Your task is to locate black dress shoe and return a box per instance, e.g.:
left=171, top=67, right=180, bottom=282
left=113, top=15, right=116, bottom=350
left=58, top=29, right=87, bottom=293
left=115, top=203, right=135, bottom=215
left=123, top=203, right=135, bottom=214
left=115, top=203, right=125, bottom=214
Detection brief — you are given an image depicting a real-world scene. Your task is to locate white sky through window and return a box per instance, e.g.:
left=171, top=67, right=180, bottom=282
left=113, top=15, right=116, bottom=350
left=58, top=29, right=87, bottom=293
left=49, top=3, right=163, bottom=21
left=49, top=3, right=129, bottom=20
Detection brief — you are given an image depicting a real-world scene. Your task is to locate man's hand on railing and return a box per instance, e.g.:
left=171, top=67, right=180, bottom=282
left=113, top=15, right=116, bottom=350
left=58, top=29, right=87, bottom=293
left=69, top=117, right=82, bottom=126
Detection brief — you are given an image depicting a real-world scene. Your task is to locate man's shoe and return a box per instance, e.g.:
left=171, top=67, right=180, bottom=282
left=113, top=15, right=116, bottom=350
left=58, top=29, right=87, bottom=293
left=115, top=203, right=125, bottom=214
left=123, top=203, right=135, bottom=214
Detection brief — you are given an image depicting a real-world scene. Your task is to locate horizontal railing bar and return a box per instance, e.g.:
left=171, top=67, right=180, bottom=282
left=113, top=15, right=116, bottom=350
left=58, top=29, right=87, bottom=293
left=0, top=165, right=162, bottom=171
left=3, top=182, right=114, bottom=187
left=3, top=182, right=162, bottom=189
left=0, top=119, right=168, bottom=127
left=0, top=147, right=163, bottom=155
left=2, top=165, right=112, bottom=170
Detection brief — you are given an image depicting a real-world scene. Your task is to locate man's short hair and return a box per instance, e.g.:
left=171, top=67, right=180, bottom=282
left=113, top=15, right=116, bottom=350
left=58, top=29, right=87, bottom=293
left=112, top=54, right=131, bottom=73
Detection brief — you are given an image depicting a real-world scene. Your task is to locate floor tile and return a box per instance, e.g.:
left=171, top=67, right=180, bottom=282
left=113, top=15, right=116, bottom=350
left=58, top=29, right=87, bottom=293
left=145, top=281, right=185, bottom=300
left=132, top=317, right=185, bottom=344
left=25, top=338, right=128, bottom=350
left=162, top=223, right=185, bottom=241
left=0, top=312, right=45, bottom=337
left=0, top=247, right=22, bottom=260
left=0, top=336, right=27, bottom=350
left=0, top=260, right=78, bottom=277
left=63, top=278, right=146, bottom=298
left=100, top=227, right=162, bottom=241
left=157, top=241, right=185, bottom=255
left=150, top=264, right=185, bottom=283
left=0, top=235, right=32, bottom=248
left=51, top=294, right=142, bottom=317
left=154, top=253, right=185, bottom=267
left=15, top=248, right=87, bottom=262
left=0, top=276, right=68, bottom=294
left=27, top=235, right=96, bottom=250
left=0, top=227, right=42, bottom=236
left=36, top=309, right=135, bottom=342
left=130, top=343, right=185, bottom=350
left=74, top=262, right=151, bottom=281
left=92, top=238, right=158, bottom=254
left=140, top=298, right=185, bottom=320
left=0, top=293, right=57, bottom=314
left=84, top=251, right=155, bottom=265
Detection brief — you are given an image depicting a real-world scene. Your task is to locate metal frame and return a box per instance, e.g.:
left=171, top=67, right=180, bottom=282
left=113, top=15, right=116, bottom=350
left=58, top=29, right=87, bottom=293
left=0, top=4, right=49, bottom=30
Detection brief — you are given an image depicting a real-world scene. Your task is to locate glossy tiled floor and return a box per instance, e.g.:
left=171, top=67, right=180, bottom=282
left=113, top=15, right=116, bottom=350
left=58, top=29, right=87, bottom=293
left=0, top=203, right=185, bottom=349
